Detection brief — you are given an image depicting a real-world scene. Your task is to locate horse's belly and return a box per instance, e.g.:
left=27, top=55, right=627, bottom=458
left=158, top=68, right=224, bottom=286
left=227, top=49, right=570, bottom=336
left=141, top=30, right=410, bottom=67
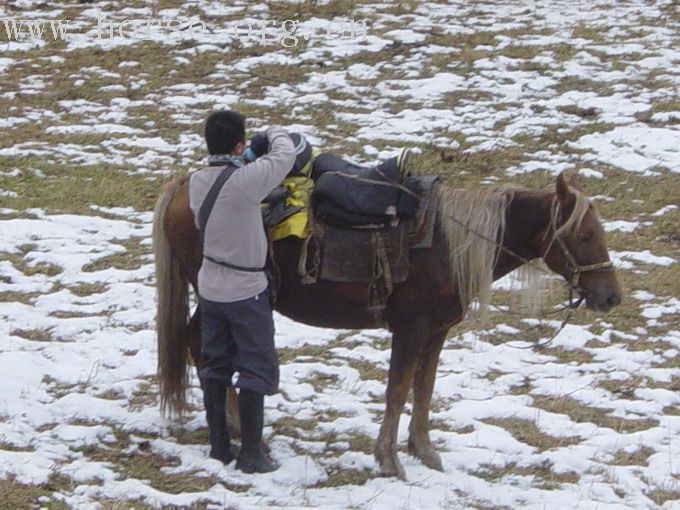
left=275, top=306, right=380, bottom=330
left=275, top=282, right=384, bottom=330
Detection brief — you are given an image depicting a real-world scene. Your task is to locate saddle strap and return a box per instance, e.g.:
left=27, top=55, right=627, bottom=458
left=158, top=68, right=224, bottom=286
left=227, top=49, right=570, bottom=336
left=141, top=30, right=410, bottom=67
left=298, top=234, right=320, bottom=285
left=368, top=232, right=394, bottom=312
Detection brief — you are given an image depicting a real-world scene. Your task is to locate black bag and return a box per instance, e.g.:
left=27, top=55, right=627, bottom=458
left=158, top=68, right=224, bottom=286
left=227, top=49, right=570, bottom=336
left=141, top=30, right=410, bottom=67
left=311, top=153, right=420, bottom=227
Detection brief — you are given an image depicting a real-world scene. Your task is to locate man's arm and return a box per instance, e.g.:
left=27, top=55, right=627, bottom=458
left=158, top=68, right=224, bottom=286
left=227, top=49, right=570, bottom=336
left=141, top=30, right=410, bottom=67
left=230, top=125, right=296, bottom=203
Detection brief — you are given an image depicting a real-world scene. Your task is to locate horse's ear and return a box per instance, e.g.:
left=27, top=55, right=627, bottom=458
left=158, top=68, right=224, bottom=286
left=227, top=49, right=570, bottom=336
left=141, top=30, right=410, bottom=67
left=556, top=172, right=573, bottom=206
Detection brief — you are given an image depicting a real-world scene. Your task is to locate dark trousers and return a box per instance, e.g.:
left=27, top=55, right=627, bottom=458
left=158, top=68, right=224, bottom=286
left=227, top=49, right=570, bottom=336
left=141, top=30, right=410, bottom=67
left=198, top=289, right=279, bottom=395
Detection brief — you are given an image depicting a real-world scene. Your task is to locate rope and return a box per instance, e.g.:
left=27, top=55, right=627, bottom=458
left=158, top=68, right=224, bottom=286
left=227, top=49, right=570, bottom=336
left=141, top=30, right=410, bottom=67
left=483, top=297, right=583, bottom=350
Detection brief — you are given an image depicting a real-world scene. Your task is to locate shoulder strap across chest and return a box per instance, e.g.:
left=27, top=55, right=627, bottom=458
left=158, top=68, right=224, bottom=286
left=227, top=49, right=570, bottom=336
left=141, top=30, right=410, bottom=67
left=198, top=164, right=265, bottom=273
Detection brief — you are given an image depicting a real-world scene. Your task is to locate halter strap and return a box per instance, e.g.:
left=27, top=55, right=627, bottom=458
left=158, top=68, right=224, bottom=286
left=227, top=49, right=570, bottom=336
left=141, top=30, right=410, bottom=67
left=545, top=209, right=614, bottom=310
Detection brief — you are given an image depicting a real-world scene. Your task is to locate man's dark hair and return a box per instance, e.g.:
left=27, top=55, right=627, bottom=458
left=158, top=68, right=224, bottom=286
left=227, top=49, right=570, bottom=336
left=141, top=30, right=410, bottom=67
left=204, top=110, right=246, bottom=155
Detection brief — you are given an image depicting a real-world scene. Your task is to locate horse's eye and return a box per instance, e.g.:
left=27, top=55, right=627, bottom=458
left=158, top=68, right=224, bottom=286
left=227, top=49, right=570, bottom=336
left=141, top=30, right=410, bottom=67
left=578, top=232, right=591, bottom=242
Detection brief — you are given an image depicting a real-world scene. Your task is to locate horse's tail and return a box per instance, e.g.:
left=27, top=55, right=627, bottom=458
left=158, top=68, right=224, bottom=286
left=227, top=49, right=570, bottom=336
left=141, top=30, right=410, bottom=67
left=152, top=178, right=190, bottom=417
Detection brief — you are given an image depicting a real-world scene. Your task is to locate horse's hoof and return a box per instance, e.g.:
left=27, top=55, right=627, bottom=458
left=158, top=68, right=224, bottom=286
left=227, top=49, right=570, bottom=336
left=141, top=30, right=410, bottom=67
left=422, top=451, right=443, bottom=472
left=379, top=461, right=407, bottom=481
left=375, top=446, right=407, bottom=480
left=228, top=423, right=241, bottom=439
left=408, top=439, right=443, bottom=472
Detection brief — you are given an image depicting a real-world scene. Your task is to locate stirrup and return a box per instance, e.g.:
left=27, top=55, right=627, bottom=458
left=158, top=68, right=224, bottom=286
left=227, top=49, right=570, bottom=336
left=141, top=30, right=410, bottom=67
left=396, top=147, right=415, bottom=180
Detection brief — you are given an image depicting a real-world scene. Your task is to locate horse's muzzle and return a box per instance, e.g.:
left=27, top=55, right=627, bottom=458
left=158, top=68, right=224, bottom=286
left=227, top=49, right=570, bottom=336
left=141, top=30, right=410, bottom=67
left=584, top=290, right=621, bottom=313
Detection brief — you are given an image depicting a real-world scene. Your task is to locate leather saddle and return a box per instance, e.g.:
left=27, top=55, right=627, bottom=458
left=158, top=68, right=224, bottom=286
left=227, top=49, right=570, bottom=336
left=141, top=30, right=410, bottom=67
left=300, top=171, right=441, bottom=315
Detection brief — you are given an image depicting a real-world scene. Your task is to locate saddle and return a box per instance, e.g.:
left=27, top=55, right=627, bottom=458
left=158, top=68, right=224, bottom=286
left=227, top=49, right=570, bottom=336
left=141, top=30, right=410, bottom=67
left=300, top=173, right=440, bottom=316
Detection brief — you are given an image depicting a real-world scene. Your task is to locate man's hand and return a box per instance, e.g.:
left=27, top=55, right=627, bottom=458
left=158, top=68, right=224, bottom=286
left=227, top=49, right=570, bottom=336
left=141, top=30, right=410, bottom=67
left=250, top=133, right=269, bottom=158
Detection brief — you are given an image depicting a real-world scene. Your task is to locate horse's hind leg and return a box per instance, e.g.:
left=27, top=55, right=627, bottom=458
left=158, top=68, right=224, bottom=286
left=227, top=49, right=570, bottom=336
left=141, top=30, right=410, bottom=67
left=226, top=387, right=240, bottom=439
left=188, top=307, right=242, bottom=438
left=375, top=315, right=428, bottom=480
left=187, top=309, right=202, bottom=370
left=408, top=328, right=447, bottom=471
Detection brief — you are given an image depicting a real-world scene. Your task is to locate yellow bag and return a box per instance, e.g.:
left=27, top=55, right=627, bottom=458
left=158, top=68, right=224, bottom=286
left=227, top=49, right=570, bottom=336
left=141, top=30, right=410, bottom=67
left=269, top=148, right=319, bottom=241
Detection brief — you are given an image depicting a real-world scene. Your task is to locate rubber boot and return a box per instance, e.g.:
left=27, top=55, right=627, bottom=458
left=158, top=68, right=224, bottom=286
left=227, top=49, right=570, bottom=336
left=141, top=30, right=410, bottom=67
left=202, top=379, right=234, bottom=464
left=235, top=389, right=278, bottom=473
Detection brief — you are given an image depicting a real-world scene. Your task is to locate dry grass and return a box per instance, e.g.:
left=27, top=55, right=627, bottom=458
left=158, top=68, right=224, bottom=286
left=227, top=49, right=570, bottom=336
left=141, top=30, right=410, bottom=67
left=76, top=428, right=242, bottom=496
left=599, top=376, right=645, bottom=399
left=82, top=237, right=149, bottom=272
left=129, top=381, right=160, bottom=411
left=9, top=327, right=56, bottom=342
left=68, top=281, right=109, bottom=297
left=540, top=346, right=594, bottom=364
left=96, top=389, right=126, bottom=401
left=302, top=371, right=341, bottom=392
left=0, top=290, right=38, bottom=304
left=646, top=487, right=680, bottom=507
left=0, top=475, right=71, bottom=510
left=533, top=396, right=659, bottom=433
left=473, top=459, right=580, bottom=489
left=0, top=162, right=163, bottom=216
left=609, top=446, right=656, bottom=466
left=347, top=359, right=388, bottom=381
left=0, top=439, right=35, bottom=453
left=346, top=431, right=374, bottom=454
left=311, top=466, right=374, bottom=488
left=0, top=251, right=63, bottom=277
left=482, top=417, right=581, bottom=452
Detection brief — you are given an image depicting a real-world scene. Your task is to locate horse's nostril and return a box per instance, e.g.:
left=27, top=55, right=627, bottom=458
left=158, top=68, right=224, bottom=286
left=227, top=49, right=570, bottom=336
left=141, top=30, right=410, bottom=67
left=607, top=294, right=621, bottom=307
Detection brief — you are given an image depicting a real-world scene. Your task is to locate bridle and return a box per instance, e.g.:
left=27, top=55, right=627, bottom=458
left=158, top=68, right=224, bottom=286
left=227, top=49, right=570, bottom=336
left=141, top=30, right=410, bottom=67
left=489, top=200, right=617, bottom=350
left=544, top=202, right=615, bottom=309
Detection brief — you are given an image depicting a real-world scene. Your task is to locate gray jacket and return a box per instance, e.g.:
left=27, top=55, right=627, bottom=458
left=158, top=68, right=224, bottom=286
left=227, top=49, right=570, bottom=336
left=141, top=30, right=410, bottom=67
left=189, top=125, right=296, bottom=302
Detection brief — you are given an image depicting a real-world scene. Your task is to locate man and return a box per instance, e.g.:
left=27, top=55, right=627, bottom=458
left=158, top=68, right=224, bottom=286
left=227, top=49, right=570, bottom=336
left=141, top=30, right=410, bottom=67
left=188, top=110, right=296, bottom=473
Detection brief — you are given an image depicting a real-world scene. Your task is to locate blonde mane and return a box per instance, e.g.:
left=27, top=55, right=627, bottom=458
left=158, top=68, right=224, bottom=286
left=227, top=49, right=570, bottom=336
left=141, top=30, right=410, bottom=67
left=438, top=185, right=509, bottom=321
left=437, top=183, right=594, bottom=321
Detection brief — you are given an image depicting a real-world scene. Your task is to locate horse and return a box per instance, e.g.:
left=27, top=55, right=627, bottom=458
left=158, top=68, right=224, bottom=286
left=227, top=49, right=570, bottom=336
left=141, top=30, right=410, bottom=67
left=152, top=172, right=621, bottom=480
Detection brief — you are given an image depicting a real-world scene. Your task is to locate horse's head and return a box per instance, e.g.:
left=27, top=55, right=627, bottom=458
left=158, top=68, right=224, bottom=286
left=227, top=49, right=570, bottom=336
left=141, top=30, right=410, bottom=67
left=541, top=174, right=621, bottom=313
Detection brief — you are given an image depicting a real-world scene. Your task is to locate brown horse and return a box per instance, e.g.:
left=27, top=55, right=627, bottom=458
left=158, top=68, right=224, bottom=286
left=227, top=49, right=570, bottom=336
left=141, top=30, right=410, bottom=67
left=152, top=172, right=621, bottom=480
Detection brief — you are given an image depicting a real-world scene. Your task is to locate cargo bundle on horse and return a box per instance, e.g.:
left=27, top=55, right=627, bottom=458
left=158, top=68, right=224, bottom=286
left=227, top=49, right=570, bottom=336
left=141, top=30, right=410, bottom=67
left=152, top=167, right=620, bottom=480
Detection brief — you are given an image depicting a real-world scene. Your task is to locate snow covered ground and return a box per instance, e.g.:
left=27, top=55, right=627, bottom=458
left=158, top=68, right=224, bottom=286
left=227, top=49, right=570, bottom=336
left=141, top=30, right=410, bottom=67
left=0, top=0, right=678, bottom=509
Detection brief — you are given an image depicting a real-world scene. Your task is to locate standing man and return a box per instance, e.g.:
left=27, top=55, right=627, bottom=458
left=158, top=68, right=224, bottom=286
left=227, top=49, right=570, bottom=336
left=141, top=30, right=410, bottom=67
left=188, top=110, right=295, bottom=473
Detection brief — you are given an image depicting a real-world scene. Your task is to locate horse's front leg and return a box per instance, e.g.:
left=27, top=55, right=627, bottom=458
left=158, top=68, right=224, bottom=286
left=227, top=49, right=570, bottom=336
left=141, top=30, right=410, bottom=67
left=408, top=328, right=447, bottom=471
left=375, top=315, right=429, bottom=480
